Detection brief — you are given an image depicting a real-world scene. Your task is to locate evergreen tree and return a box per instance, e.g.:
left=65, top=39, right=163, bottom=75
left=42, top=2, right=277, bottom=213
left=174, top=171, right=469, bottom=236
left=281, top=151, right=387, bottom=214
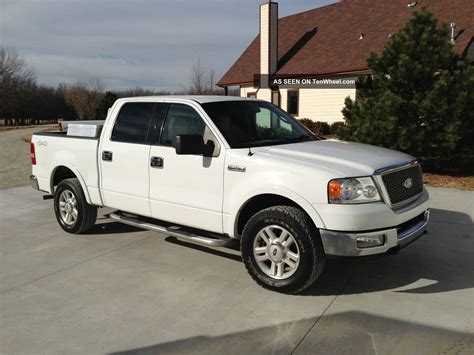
left=95, top=91, right=118, bottom=119
left=338, top=9, right=474, bottom=160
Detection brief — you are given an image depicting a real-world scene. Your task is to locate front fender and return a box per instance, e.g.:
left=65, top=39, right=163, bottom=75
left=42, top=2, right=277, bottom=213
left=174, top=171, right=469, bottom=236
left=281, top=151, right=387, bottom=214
left=225, top=185, right=326, bottom=238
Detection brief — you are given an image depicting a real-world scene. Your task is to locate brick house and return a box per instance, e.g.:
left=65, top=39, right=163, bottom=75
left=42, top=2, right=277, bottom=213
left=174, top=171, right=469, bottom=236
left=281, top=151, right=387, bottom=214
left=217, top=0, right=473, bottom=123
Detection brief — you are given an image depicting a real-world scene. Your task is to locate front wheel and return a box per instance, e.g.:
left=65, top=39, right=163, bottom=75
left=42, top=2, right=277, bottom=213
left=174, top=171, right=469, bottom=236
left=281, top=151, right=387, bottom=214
left=241, top=206, right=326, bottom=294
left=54, top=178, right=97, bottom=234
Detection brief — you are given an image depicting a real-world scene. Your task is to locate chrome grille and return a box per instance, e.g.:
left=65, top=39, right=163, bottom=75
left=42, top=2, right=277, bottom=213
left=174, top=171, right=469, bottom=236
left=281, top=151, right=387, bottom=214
left=381, top=164, right=423, bottom=207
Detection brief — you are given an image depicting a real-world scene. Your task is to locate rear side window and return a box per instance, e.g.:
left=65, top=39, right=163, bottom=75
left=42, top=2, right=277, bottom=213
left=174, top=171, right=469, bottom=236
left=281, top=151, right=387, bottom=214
left=111, top=103, right=156, bottom=144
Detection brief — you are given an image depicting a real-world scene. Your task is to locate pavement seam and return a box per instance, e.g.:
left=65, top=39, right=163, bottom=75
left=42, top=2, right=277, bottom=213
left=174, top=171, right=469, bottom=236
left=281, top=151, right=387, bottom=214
left=0, top=234, right=155, bottom=294
left=290, top=293, right=338, bottom=355
left=291, top=262, right=354, bottom=354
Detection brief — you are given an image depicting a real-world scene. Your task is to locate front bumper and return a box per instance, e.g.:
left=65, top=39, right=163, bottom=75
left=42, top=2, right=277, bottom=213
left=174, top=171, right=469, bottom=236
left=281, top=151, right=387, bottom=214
left=320, top=209, right=430, bottom=256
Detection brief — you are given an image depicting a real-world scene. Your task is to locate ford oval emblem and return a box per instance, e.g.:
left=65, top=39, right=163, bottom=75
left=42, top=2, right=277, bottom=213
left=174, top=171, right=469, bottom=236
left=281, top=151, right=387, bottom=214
left=403, top=178, right=413, bottom=189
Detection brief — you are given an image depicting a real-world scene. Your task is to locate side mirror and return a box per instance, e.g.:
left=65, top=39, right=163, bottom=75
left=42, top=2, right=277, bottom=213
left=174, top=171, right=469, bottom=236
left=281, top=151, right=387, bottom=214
left=176, top=135, right=216, bottom=157
left=175, top=135, right=209, bottom=156
left=205, top=140, right=216, bottom=157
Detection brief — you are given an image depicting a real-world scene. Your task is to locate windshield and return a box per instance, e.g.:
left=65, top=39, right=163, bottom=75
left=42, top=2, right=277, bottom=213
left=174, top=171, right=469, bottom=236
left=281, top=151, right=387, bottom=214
left=201, top=100, right=317, bottom=148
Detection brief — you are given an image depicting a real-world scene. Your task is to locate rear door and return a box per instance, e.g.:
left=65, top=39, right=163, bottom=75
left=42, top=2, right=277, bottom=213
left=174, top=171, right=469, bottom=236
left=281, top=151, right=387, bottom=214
left=99, top=102, right=160, bottom=216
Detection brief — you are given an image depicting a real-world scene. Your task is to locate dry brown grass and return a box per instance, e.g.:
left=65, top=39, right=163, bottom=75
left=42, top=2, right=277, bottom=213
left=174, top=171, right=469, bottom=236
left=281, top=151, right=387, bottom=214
left=21, top=126, right=57, bottom=143
left=0, top=125, right=35, bottom=132
left=21, top=134, right=33, bottom=143
left=424, top=173, right=474, bottom=191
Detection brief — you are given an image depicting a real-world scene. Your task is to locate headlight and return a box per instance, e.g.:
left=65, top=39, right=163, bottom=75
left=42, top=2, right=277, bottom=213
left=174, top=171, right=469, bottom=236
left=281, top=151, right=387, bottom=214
left=328, top=177, right=381, bottom=204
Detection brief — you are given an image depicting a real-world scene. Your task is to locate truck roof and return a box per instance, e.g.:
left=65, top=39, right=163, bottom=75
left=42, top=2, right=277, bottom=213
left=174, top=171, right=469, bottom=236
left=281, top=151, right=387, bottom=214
left=116, top=95, right=256, bottom=104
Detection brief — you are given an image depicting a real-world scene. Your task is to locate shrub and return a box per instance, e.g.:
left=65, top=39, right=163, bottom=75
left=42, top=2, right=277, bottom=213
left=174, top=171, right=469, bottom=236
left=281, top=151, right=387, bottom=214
left=330, top=122, right=345, bottom=137
left=298, top=119, right=331, bottom=136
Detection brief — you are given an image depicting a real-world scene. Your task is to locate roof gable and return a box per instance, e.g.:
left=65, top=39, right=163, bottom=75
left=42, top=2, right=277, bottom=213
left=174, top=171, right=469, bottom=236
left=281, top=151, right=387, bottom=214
left=218, top=0, right=474, bottom=86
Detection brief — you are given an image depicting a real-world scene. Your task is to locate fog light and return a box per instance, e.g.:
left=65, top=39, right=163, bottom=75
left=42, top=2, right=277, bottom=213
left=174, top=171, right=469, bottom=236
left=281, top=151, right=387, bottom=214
left=356, top=234, right=385, bottom=249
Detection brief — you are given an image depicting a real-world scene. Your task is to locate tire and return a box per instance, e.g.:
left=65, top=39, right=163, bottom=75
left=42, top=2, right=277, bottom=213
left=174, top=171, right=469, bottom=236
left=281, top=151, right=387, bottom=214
left=53, top=178, right=97, bottom=234
left=241, top=206, right=325, bottom=294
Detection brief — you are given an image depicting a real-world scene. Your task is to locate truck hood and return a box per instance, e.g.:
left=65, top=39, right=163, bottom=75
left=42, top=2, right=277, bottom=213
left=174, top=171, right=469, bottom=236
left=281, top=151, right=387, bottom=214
left=256, top=139, right=414, bottom=177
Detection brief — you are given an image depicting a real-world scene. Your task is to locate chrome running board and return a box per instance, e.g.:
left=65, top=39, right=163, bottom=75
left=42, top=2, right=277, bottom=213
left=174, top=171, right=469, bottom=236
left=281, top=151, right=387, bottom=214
left=109, top=212, right=233, bottom=248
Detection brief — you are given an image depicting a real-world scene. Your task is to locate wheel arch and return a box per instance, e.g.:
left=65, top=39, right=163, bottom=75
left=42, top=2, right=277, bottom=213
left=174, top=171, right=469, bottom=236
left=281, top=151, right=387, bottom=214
left=50, top=165, right=92, bottom=204
left=232, top=191, right=326, bottom=239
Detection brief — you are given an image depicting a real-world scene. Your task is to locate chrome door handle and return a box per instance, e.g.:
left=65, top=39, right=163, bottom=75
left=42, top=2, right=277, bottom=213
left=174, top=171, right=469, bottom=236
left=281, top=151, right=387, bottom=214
left=228, top=165, right=246, bottom=172
left=151, top=156, right=164, bottom=169
left=102, top=151, right=113, bottom=161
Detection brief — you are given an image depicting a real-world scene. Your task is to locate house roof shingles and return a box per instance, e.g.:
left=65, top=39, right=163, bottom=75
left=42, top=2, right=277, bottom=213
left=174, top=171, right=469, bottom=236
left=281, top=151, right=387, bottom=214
left=218, top=0, right=474, bottom=87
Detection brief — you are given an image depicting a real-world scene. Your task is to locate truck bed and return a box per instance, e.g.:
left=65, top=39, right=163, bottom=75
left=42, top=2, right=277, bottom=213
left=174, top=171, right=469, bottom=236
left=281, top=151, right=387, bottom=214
left=31, top=131, right=102, bottom=205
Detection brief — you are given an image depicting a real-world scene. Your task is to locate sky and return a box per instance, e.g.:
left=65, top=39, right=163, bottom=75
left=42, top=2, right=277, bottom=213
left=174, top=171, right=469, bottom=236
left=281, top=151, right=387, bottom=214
left=1, top=0, right=338, bottom=91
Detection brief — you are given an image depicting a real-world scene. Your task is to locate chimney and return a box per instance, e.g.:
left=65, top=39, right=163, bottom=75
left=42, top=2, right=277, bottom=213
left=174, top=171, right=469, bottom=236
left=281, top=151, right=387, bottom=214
left=260, top=1, right=278, bottom=88
left=450, top=20, right=456, bottom=44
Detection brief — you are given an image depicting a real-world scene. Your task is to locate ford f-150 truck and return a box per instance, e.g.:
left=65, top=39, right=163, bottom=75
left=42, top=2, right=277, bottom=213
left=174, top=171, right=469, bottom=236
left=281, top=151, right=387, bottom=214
left=30, top=96, right=430, bottom=293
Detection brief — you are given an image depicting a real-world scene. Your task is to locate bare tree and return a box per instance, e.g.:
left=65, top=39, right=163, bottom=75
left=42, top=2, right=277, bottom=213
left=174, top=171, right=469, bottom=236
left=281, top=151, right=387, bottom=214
left=59, top=80, right=104, bottom=120
left=188, top=58, right=221, bottom=95
left=0, top=47, right=36, bottom=125
left=117, top=87, right=170, bottom=98
left=0, top=47, right=35, bottom=82
left=0, top=47, right=230, bottom=127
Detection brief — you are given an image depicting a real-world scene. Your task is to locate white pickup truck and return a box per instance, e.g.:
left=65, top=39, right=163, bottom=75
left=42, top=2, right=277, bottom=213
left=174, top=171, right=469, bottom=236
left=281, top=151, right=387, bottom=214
left=31, top=96, right=430, bottom=293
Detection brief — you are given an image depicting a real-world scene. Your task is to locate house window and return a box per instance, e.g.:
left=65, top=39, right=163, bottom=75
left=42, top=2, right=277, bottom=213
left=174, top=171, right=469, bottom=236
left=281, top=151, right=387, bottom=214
left=247, top=92, right=257, bottom=99
left=287, top=90, right=299, bottom=116
left=271, top=91, right=280, bottom=107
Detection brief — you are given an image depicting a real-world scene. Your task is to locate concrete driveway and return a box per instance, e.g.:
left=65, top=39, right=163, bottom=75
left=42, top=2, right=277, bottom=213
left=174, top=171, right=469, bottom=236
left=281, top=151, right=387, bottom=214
left=0, top=186, right=473, bottom=354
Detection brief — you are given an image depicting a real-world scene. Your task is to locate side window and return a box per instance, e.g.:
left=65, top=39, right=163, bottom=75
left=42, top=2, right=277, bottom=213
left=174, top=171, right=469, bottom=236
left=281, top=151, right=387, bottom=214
left=161, top=104, right=206, bottom=147
left=111, top=103, right=156, bottom=144
left=287, top=90, right=299, bottom=116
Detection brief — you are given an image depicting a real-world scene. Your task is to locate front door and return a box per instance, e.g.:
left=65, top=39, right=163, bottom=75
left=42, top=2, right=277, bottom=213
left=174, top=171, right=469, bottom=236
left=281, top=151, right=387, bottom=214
left=148, top=103, right=224, bottom=233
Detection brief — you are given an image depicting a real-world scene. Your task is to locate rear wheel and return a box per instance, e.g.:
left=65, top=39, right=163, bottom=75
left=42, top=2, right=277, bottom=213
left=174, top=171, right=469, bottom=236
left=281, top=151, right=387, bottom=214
left=241, top=206, right=325, bottom=294
left=54, top=178, right=97, bottom=234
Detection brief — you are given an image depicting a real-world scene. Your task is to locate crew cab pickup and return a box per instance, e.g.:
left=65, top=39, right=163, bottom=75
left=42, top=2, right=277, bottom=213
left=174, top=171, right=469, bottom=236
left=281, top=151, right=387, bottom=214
left=30, top=96, right=430, bottom=293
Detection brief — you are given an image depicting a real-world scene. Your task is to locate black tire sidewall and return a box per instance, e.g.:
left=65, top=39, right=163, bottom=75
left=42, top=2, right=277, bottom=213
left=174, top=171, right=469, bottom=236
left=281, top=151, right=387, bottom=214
left=241, top=208, right=320, bottom=292
left=53, top=179, right=86, bottom=234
